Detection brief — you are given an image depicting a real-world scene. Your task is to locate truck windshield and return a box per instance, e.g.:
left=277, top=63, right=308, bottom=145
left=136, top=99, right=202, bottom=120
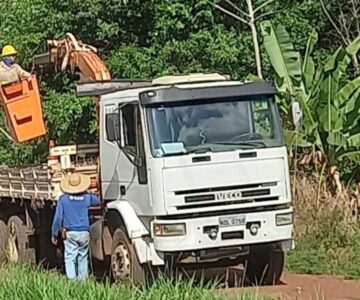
left=146, top=95, right=283, bottom=157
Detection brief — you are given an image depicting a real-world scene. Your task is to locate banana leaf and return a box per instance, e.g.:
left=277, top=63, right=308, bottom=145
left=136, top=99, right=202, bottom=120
left=302, top=30, right=318, bottom=93
left=260, top=21, right=302, bottom=94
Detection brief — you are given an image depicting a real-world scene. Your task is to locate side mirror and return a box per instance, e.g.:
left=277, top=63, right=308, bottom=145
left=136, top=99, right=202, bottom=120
left=105, top=113, right=120, bottom=142
left=133, top=155, right=143, bottom=167
left=291, top=101, right=303, bottom=130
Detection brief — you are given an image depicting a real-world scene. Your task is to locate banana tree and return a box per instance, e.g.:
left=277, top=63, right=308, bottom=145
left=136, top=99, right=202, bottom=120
left=261, top=20, right=360, bottom=190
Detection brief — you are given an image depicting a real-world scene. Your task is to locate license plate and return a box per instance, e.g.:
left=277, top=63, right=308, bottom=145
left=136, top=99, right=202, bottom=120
left=219, top=215, right=246, bottom=227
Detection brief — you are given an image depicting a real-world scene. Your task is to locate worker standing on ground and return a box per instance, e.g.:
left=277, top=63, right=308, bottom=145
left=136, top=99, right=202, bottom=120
left=51, top=173, right=100, bottom=281
left=0, top=45, right=32, bottom=85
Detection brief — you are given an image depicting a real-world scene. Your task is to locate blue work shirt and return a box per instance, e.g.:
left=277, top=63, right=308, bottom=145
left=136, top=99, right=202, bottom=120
left=51, top=193, right=101, bottom=238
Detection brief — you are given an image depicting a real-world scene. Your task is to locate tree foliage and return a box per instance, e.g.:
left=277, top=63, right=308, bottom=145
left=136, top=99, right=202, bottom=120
left=0, top=0, right=357, bottom=166
left=261, top=20, right=360, bottom=172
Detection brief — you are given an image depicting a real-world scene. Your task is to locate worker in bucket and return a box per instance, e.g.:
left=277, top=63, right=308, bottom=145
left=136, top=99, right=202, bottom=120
left=51, top=173, right=100, bottom=281
left=0, top=45, right=32, bottom=85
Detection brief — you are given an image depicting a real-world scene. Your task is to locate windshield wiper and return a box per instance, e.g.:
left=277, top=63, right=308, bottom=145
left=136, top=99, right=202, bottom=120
left=212, top=141, right=266, bottom=148
left=159, top=146, right=214, bottom=156
left=187, top=146, right=214, bottom=154
left=161, top=151, right=187, bottom=157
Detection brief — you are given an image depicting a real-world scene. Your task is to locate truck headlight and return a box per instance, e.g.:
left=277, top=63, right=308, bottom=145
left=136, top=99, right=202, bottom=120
left=154, top=223, right=186, bottom=236
left=276, top=212, right=293, bottom=226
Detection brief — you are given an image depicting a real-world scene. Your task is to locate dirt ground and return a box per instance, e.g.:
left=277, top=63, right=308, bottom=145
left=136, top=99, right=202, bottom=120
left=219, top=272, right=360, bottom=300
left=93, top=262, right=360, bottom=299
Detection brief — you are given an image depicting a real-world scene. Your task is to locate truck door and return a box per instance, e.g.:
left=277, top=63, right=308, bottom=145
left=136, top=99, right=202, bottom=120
left=101, top=102, right=151, bottom=215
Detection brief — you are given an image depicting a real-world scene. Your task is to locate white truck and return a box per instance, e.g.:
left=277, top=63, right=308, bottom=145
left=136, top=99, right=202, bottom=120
left=0, top=36, right=295, bottom=286
left=0, top=73, right=294, bottom=285
left=91, top=73, right=294, bottom=285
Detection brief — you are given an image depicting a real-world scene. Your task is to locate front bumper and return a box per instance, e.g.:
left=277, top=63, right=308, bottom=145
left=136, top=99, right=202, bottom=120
left=152, top=208, right=293, bottom=252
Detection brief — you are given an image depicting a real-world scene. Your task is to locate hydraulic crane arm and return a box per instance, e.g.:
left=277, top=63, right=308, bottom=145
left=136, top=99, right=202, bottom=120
left=32, top=33, right=113, bottom=141
left=32, top=33, right=111, bottom=81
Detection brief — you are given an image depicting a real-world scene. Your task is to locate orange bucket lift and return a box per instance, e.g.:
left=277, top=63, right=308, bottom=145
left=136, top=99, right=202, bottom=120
left=0, top=75, right=46, bottom=143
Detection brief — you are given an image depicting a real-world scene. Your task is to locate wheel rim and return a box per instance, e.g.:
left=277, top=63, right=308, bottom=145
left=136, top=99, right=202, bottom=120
left=111, top=241, right=131, bottom=282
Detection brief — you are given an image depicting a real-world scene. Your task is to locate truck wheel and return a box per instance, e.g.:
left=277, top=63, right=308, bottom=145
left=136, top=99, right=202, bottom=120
left=7, top=216, right=36, bottom=264
left=245, top=243, right=284, bottom=286
left=0, top=220, right=9, bottom=260
left=110, top=227, right=145, bottom=286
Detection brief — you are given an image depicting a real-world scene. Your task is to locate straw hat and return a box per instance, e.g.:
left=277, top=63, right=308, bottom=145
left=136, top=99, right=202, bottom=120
left=60, top=173, right=91, bottom=194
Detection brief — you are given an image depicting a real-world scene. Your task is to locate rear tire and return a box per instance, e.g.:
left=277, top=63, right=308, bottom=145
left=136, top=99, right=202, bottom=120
left=110, top=227, right=146, bottom=286
left=0, top=220, right=9, bottom=260
left=245, top=243, right=284, bottom=285
left=7, top=216, right=36, bottom=264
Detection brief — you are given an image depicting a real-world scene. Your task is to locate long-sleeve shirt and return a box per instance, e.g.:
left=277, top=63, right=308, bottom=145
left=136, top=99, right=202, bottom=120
left=0, top=61, right=31, bottom=85
left=51, top=193, right=101, bottom=238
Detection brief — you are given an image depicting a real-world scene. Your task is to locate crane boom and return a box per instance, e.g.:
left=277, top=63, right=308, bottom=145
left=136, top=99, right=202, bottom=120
left=32, top=33, right=113, bottom=141
left=33, top=33, right=111, bottom=82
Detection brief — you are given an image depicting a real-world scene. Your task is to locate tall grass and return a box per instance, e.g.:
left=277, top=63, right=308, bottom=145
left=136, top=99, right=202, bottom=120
left=0, top=264, right=275, bottom=300
left=286, top=172, right=360, bottom=278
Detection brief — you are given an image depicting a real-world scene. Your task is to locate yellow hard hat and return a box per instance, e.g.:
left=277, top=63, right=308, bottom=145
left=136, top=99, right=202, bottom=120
left=1, top=45, right=17, bottom=57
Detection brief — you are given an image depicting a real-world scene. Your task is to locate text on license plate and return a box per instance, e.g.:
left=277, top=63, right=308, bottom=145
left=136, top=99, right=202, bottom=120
left=219, top=215, right=246, bottom=227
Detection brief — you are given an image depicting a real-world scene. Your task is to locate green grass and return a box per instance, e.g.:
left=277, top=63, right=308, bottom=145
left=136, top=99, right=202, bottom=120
left=285, top=173, right=360, bottom=279
left=0, top=264, right=274, bottom=300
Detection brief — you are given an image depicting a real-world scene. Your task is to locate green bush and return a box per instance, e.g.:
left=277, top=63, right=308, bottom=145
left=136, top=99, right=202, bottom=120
left=286, top=173, right=360, bottom=279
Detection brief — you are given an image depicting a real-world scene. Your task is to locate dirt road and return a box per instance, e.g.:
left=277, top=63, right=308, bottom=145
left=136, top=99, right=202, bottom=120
left=220, top=272, right=360, bottom=300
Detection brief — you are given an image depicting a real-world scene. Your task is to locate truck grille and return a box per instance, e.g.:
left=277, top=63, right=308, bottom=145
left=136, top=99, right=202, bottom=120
left=174, top=182, right=278, bottom=210
left=184, top=188, right=271, bottom=203
left=175, top=183, right=267, bottom=195
left=177, top=197, right=279, bottom=210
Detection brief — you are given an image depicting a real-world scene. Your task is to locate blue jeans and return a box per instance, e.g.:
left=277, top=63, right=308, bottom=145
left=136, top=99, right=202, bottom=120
left=63, top=231, right=90, bottom=281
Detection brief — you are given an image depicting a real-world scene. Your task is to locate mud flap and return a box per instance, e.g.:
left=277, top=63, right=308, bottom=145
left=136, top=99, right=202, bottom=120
left=89, top=218, right=114, bottom=261
left=281, top=239, right=294, bottom=251
left=90, top=218, right=104, bottom=261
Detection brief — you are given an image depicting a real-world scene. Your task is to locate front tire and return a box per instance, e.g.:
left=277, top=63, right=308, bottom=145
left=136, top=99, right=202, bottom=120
left=110, top=227, right=145, bottom=285
left=245, top=243, right=284, bottom=285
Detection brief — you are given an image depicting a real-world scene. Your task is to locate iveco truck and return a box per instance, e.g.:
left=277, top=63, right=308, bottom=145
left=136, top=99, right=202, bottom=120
left=0, top=73, right=294, bottom=286
left=101, top=73, right=294, bottom=285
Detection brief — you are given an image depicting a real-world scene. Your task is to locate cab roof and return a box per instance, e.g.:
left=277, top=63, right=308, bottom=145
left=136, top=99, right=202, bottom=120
left=75, top=73, right=276, bottom=103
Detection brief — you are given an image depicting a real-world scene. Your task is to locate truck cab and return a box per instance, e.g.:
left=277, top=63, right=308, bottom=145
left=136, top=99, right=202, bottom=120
left=99, top=73, right=294, bottom=285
